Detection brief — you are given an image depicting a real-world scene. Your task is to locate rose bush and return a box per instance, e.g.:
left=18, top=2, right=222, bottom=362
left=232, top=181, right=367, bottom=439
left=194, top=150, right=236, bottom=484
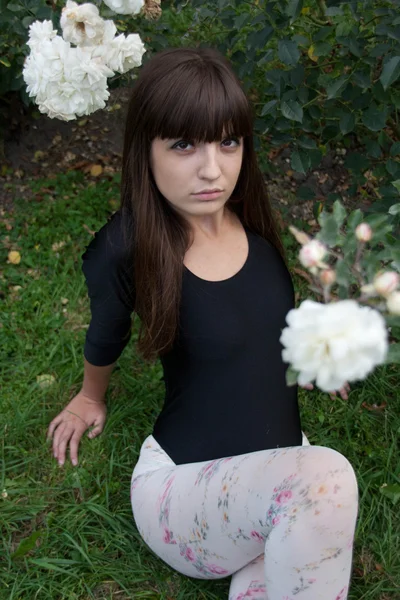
left=281, top=197, right=400, bottom=392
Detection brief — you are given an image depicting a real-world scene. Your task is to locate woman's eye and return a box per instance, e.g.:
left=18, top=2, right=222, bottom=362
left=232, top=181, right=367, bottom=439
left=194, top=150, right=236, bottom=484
left=221, top=137, right=240, bottom=148
left=172, top=140, right=194, bottom=151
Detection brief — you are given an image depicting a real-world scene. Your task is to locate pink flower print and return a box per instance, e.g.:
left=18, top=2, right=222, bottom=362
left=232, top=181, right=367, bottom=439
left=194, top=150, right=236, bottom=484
left=247, top=586, right=267, bottom=596
left=272, top=515, right=281, bottom=526
left=163, top=528, right=175, bottom=544
left=335, top=586, right=348, bottom=600
left=206, top=563, right=229, bottom=575
left=307, top=578, right=316, bottom=583
left=185, top=547, right=196, bottom=562
left=157, top=476, right=175, bottom=510
left=275, top=490, right=293, bottom=504
left=346, top=535, right=354, bottom=549
left=250, top=530, right=264, bottom=543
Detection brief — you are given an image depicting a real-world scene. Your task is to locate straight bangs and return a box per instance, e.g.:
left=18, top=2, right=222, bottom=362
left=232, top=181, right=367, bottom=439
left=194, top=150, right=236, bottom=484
left=146, top=61, right=253, bottom=144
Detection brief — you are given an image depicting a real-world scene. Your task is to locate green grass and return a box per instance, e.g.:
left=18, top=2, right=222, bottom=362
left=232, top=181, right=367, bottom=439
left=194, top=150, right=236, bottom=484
left=1, top=170, right=399, bottom=599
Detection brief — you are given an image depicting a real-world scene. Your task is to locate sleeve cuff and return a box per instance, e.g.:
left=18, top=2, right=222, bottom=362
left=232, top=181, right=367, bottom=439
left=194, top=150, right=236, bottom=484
left=83, top=333, right=131, bottom=366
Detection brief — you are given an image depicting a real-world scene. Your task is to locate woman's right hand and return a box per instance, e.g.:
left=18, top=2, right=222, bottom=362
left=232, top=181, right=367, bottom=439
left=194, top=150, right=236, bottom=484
left=47, top=391, right=107, bottom=466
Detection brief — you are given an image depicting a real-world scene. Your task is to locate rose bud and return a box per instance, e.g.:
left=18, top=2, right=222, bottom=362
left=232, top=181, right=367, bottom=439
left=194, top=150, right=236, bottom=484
left=355, top=223, right=372, bottom=242
left=387, top=291, right=400, bottom=315
left=373, top=271, right=400, bottom=298
left=320, top=269, right=336, bottom=286
left=299, top=240, right=327, bottom=268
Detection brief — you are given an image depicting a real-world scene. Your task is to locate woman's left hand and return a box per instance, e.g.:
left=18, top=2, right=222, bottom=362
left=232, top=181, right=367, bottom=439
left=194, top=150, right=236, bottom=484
left=300, top=381, right=350, bottom=400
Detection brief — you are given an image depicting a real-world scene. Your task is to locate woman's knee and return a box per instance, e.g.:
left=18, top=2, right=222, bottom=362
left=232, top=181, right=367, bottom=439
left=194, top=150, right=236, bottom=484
left=303, top=446, right=358, bottom=505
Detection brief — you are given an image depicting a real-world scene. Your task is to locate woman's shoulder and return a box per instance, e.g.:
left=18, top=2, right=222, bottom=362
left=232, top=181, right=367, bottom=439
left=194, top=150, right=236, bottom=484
left=82, top=209, right=134, bottom=268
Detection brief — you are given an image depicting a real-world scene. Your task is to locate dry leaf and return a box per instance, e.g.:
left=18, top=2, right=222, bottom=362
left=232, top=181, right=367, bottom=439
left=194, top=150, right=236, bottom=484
left=361, top=401, right=387, bottom=411
left=52, top=241, right=66, bottom=252
left=7, top=250, right=21, bottom=265
left=64, top=152, right=77, bottom=163
left=36, top=374, right=56, bottom=389
left=33, top=151, right=46, bottom=162
left=90, top=164, right=103, bottom=177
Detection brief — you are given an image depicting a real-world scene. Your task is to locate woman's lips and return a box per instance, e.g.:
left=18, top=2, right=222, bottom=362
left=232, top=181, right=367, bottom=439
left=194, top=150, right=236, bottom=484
left=192, top=190, right=224, bottom=201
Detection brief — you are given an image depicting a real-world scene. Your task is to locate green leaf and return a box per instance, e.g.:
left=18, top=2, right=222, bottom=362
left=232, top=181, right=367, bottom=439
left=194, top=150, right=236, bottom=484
left=234, top=13, right=248, bottom=29
left=339, top=111, right=355, bottom=135
left=278, top=40, right=300, bottom=67
left=286, top=0, right=303, bottom=21
left=380, top=56, right=400, bottom=90
left=347, top=208, right=364, bottom=230
left=285, top=366, right=299, bottom=386
left=326, top=76, right=349, bottom=100
left=386, top=315, right=400, bottom=328
left=281, top=100, right=303, bottom=123
left=362, top=103, right=388, bottom=131
left=6, top=3, right=23, bottom=11
left=391, top=179, right=400, bottom=193
left=365, top=140, right=382, bottom=158
left=318, top=215, right=339, bottom=246
left=380, top=483, right=400, bottom=505
left=297, top=136, right=317, bottom=150
left=341, top=37, right=362, bottom=58
left=335, top=260, right=350, bottom=286
left=261, top=99, right=278, bottom=116
left=326, top=7, right=343, bottom=16
left=332, top=200, right=347, bottom=228
left=291, top=149, right=310, bottom=174
left=389, top=203, right=400, bottom=215
left=313, top=42, right=332, bottom=57
left=390, top=141, right=400, bottom=157
left=11, top=530, right=43, bottom=559
left=22, top=15, right=34, bottom=27
left=386, top=159, right=400, bottom=176
left=0, top=58, right=11, bottom=67
left=247, top=27, right=274, bottom=50
left=385, top=343, right=400, bottom=363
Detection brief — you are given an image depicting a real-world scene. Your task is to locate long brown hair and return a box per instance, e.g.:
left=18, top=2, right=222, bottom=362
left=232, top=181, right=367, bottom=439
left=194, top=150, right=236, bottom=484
left=120, top=47, right=287, bottom=361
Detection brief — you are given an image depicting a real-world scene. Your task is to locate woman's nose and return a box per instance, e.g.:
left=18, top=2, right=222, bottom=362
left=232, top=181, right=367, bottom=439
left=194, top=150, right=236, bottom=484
left=198, top=144, right=222, bottom=180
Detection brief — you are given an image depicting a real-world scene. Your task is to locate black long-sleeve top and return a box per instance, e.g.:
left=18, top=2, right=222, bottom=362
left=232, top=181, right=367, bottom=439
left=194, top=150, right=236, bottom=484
left=81, top=210, right=302, bottom=464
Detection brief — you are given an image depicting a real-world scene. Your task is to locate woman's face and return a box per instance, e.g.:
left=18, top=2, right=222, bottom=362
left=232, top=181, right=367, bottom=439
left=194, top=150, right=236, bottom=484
left=150, top=134, right=243, bottom=219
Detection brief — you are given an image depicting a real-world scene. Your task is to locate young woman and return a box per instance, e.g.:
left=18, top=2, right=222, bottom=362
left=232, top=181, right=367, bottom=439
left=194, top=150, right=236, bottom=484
left=48, top=47, right=358, bottom=600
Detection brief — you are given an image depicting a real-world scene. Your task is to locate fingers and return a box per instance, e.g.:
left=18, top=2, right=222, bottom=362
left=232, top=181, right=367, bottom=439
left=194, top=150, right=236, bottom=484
left=52, top=422, right=67, bottom=460
left=47, top=414, right=64, bottom=441
left=88, top=419, right=105, bottom=439
left=301, top=383, right=314, bottom=390
left=329, top=382, right=351, bottom=400
left=69, top=432, right=82, bottom=467
left=55, top=426, right=74, bottom=466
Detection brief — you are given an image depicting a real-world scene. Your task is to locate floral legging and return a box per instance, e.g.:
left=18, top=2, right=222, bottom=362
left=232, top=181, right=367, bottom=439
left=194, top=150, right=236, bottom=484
left=130, top=433, right=358, bottom=600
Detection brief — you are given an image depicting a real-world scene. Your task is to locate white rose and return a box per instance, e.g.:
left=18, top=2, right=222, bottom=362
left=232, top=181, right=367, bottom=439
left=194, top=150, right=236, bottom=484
left=92, top=32, right=146, bottom=73
left=299, top=239, right=327, bottom=269
left=355, top=223, right=372, bottom=242
left=23, top=34, right=114, bottom=121
left=387, top=291, right=400, bottom=315
left=60, top=0, right=105, bottom=47
left=280, top=299, right=388, bottom=392
left=102, top=0, right=144, bottom=15
left=27, top=20, right=57, bottom=51
left=373, top=271, right=400, bottom=298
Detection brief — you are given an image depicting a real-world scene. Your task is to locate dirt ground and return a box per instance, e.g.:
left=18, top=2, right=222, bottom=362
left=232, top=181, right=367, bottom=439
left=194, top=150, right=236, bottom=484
left=0, top=86, right=358, bottom=226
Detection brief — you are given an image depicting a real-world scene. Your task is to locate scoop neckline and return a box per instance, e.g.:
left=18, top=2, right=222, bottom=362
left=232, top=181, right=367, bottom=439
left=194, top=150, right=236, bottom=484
left=183, top=227, right=251, bottom=284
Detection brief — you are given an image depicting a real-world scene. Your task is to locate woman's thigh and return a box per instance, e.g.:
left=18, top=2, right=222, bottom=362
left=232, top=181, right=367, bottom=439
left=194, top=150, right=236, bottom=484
left=130, top=436, right=357, bottom=581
